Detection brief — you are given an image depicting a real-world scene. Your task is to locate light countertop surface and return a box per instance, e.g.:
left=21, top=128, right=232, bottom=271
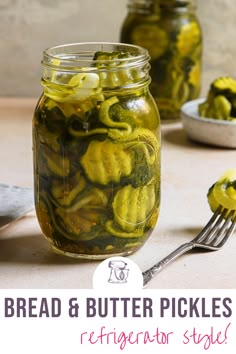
left=0, top=97, right=236, bottom=289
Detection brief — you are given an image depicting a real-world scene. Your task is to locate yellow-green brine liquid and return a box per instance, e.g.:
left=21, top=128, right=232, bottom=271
left=33, top=42, right=161, bottom=259
left=120, top=0, right=203, bottom=121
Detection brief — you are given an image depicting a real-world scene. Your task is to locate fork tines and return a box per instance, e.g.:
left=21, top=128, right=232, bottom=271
left=193, top=206, right=236, bottom=248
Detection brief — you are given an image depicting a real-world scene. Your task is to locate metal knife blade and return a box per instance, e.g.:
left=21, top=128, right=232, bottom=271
left=0, top=183, right=34, bottom=229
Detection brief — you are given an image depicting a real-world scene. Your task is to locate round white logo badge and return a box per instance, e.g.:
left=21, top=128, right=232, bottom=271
left=93, top=256, right=143, bottom=290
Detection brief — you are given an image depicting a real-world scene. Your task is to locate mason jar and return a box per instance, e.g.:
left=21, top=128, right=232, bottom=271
left=33, top=42, right=161, bottom=259
left=120, top=0, right=202, bottom=121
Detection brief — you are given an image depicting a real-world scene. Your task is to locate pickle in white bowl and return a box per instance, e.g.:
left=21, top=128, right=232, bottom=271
left=181, top=98, right=236, bottom=148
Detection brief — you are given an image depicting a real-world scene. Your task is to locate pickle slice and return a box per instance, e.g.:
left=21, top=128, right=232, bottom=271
left=213, top=169, right=236, bottom=210
left=207, top=169, right=236, bottom=212
left=68, top=73, right=99, bottom=89
left=43, top=147, right=70, bottom=177
left=39, top=190, right=108, bottom=241
left=37, top=198, right=54, bottom=239
left=207, top=184, right=219, bottom=213
left=80, top=139, right=133, bottom=185
left=55, top=207, right=101, bottom=238
left=110, top=183, right=156, bottom=233
left=50, top=172, right=86, bottom=207
left=105, top=220, right=144, bottom=238
left=94, top=51, right=140, bottom=87
left=211, top=77, right=236, bottom=96
left=199, top=95, right=231, bottom=120
left=131, top=24, right=169, bottom=60
left=176, top=21, right=201, bottom=56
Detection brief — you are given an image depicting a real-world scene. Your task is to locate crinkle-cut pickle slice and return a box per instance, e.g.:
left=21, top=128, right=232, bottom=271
left=211, top=77, right=236, bottom=96
left=198, top=77, right=236, bottom=121
left=199, top=95, right=231, bottom=120
left=207, top=169, right=236, bottom=211
left=107, top=183, right=156, bottom=236
left=131, top=24, right=168, bottom=60
left=80, top=139, right=133, bottom=185
left=176, top=22, right=201, bottom=56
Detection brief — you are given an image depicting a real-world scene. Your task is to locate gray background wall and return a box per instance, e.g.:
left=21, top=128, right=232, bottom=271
left=0, top=0, right=235, bottom=97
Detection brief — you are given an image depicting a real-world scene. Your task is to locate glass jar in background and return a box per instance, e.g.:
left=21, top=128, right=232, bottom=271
left=33, top=42, right=161, bottom=259
left=120, top=0, right=203, bottom=122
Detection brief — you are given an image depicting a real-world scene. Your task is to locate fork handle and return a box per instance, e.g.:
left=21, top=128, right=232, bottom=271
left=142, top=242, right=194, bottom=287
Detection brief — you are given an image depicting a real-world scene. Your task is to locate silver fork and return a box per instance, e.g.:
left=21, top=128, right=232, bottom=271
left=143, top=206, right=236, bottom=287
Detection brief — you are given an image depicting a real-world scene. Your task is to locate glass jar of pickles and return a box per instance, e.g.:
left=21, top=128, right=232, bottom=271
left=120, top=0, right=202, bottom=121
left=33, top=42, right=161, bottom=259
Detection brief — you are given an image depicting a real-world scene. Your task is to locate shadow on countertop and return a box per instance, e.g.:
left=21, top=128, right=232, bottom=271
left=0, top=232, right=95, bottom=265
left=162, top=125, right=193, bottom=147
left=162, top=124, right=228, bottom=151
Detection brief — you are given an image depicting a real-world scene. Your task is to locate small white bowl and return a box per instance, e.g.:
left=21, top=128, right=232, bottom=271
left=181, top=98, right=236, bottom=148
